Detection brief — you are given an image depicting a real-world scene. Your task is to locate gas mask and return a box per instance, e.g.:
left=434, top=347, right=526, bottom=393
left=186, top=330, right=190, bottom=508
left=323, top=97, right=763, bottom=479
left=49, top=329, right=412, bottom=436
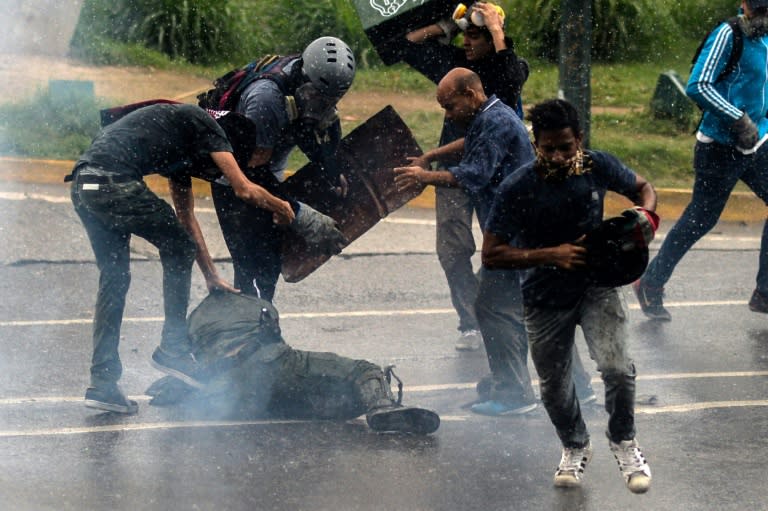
left=293, top=82, right=339, bottom=128
left=740, top=11, right=768, bottom=38
left=452, top=2, right=506, bottom=31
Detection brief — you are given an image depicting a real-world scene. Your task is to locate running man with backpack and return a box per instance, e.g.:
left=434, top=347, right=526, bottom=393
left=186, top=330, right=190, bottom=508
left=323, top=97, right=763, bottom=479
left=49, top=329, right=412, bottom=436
left=198, top=37, right=354, bottom=302
left=635, top=0, right=768, bottom=320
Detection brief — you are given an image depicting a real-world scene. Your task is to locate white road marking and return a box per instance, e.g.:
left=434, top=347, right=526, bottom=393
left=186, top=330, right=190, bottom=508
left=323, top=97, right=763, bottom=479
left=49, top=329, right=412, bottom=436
left=0, top=400, right=764, bottom=438
left=0, top=300, right=750, bottom=327
left=0, top=191, right=71, bottom=203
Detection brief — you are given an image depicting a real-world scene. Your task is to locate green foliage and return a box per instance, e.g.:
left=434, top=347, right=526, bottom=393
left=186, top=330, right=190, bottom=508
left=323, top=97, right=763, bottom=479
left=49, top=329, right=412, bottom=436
left=71, top=0, right=745, bottom=68
left=70, top=34, right=176, bottom=67
left=592, top=112, right=695, bottom=186
left=0, top=90, right=103, bottom=160
left=502, top=0, right=682, bottom=63
left=353, top=65, right=435, bottom=93
left=669, top=0, right=740, bottom=39
left=73, top=0, right=241, bottom=65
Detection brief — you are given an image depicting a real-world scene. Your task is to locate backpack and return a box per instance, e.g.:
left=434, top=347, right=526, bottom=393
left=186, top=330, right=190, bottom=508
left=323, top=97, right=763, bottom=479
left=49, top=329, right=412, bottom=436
left=197, top=54, right=299, bottom=111
left=691, top=17, right=743, bottom=83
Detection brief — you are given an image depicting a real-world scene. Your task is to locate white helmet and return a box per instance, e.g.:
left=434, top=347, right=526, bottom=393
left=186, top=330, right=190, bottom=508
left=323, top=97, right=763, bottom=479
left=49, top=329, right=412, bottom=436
left=301, top=37, right=356, bottom=97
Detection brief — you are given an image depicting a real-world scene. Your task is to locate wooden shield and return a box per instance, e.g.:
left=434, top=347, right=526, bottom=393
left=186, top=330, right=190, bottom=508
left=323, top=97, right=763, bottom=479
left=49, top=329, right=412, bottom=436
left=280, top=105, right=424, bottom=282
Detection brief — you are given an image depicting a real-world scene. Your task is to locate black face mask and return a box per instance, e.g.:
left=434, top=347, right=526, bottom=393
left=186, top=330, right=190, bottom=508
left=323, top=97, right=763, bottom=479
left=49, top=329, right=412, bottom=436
left=740, top=12, right=768, bottom=37
left=294, top=83, right=338, bottom=125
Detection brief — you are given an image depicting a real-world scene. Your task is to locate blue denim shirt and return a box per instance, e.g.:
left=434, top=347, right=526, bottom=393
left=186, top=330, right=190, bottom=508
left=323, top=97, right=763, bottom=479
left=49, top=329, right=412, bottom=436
left=448, top=96, right=534, bottom=226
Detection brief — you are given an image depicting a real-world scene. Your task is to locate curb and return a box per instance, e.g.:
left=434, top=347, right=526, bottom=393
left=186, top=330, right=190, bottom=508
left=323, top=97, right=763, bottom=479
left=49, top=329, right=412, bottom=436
left=1, top=156, right=766, bottom=223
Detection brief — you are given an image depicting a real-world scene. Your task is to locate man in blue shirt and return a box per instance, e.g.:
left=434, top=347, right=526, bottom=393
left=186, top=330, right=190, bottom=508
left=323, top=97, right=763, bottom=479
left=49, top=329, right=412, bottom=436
left=635, top=0, right=768, bottom=320
left=483, top=99, right=656, bottom=492
left=393, top=2, right=528, bottom=350
left=395, top=69, right=593, bottom=416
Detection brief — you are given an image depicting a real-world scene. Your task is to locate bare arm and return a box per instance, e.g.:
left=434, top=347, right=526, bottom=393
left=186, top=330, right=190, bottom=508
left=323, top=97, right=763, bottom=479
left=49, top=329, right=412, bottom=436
left=409, top=138, right=466, bottom=169
left=169, top=179, right=239, bottom=293
left=406, top=23, right=449, bottom=43
left=393, top=165, right=459, bottom=191
left=631, top=174, right=658, bottom=211
left=474, top=2, right=507, bottom=52
left=209, top=151, right=295, bottom=225
left=481, top=231, right=587, bottom=271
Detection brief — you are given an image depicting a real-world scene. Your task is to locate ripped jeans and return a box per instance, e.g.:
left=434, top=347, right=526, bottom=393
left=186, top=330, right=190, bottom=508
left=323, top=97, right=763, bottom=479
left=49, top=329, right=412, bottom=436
left=525, top=286, right=636, bottom=447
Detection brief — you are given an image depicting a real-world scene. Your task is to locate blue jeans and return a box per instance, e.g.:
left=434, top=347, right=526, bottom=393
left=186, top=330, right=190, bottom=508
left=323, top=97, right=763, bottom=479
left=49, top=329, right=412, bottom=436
left=475, top=268, right=592, bottom=405
left=525, top=286, right=636, bottom=447
left=71, top=170, right=197, bottom=387
left=644, top=141, right=768, bottom=293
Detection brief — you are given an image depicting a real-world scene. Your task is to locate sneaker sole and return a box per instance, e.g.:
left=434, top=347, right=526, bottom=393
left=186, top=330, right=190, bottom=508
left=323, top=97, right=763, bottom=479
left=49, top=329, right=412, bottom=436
left=471, top=402, right=538, bottom=416
left=150, top=359, right=206, bottom=389
left=368, top=408, right=440, bottom=435
left=553, top=473, right=583, bottom=488
left=85, top=398, right=138, bottom=414
left=627, top=473, right=651, bottom=494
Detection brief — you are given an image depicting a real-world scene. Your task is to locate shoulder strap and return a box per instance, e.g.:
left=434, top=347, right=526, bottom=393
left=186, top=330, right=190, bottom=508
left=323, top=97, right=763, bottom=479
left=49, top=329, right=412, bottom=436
left=721, top=17, right=744, bottom=81
left=691, top=17, right=743, bottom=83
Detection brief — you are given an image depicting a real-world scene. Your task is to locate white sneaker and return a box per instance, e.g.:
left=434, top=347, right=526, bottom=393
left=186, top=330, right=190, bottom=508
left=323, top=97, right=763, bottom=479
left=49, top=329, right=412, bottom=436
left=553, top=441, right=593, bottom=488
left=609, top=438, right=652, bottom=494
left=455, top=329, right=482, bottom=351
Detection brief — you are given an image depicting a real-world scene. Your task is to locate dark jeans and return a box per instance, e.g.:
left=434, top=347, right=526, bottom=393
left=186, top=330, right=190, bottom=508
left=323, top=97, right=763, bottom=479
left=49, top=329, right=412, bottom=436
left=436, top=186, right=480, bottom=332
left=644, top=141, right=768, bottom=293
left=71, top=170, right=197, bottom=387
left=211, top=182, right=283, bottom=301
left=476, top=268, right=592, bottom=405
left=525, top=286, right=636, bottom=447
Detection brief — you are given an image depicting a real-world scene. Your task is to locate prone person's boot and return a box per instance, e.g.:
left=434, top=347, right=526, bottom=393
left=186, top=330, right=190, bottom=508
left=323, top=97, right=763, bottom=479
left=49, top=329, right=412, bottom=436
left=362, top=366, right=440, bottom=435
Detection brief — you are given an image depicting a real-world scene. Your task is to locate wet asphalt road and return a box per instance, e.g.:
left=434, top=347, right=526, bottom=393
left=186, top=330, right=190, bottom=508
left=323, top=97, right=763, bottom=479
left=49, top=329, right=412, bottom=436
left=1, top=180, right=768, bottom=511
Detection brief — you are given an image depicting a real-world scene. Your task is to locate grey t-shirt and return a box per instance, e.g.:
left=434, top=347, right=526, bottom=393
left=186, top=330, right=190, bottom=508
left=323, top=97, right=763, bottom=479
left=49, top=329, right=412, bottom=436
left=236, top=60, right=301, bottom=179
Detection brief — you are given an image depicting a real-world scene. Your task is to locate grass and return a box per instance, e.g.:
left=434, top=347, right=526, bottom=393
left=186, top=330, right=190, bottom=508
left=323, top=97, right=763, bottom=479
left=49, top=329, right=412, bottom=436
left=0, top=43, right=715, bottom=187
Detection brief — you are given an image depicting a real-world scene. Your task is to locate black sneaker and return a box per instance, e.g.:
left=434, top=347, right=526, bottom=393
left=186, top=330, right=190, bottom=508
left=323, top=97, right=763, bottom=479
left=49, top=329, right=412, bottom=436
left=85, top=385, right=138, bottom=414
left=749, top=289, right=768, bottom=313
left=366, top=405, right=440, bottom=435
left=632, top=279, right=671, bottom=321
left=151, top=348, right=208, bottom=389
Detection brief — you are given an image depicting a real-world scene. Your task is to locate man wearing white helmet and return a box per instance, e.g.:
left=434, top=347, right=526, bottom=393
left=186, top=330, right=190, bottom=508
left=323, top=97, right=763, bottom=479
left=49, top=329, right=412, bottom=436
left=205, top=36, right=355, bottom=302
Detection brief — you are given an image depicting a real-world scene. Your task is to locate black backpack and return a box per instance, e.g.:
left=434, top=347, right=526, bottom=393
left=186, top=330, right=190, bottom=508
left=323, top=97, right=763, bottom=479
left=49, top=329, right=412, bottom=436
left=691, top=17, right=743, bottom=83
left=197, top=54, right=298, bottom=111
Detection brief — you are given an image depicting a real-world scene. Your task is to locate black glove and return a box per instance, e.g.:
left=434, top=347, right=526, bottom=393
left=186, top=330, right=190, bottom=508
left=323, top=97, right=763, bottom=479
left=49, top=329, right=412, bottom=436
left=291, top=202, right=348, bottom=255
left=732, top=112, right=759, bottom=150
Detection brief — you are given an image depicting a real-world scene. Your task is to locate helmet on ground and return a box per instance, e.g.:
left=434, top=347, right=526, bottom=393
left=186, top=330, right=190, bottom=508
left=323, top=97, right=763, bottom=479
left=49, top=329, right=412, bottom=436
left=301, top=37, right=356, bottom=97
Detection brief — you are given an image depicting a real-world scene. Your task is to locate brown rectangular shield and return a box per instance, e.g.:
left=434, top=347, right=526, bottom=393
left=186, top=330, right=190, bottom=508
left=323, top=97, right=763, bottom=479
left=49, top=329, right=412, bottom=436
left=280, top=105, right=424, bottom=282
